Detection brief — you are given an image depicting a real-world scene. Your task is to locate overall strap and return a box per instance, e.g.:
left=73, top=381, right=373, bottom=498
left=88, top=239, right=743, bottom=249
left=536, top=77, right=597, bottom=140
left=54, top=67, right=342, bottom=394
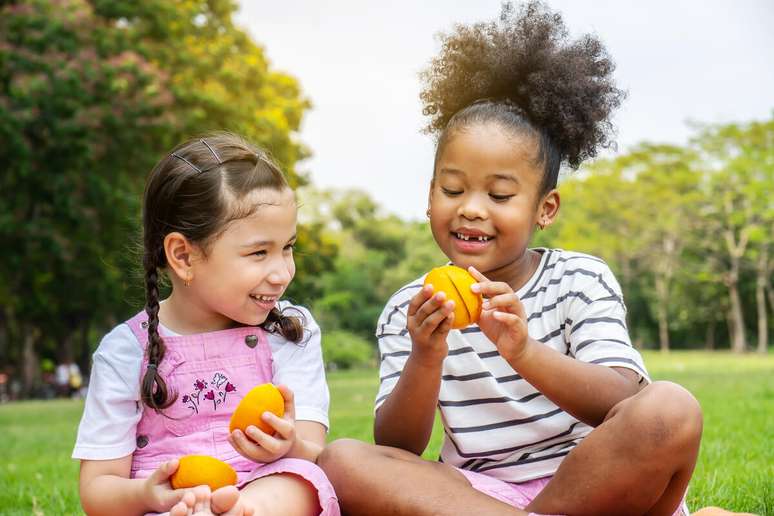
left=125, top=310, right=150, bottom=350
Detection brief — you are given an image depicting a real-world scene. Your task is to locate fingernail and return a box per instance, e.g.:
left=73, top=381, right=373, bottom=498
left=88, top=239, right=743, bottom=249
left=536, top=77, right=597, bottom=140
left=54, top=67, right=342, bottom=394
left=471, top=283, right=480, bottom=293
left=482, top=301, right=490, bottom=309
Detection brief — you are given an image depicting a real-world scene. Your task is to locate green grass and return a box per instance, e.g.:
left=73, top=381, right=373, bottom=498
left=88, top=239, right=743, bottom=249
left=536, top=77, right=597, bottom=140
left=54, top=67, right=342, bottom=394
left=1, top=351, right=771, bottom=514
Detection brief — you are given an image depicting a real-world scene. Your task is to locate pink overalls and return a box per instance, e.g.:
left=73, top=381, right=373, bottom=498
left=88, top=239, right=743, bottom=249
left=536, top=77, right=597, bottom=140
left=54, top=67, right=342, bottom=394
left=125, top=311, right=340, bottom=515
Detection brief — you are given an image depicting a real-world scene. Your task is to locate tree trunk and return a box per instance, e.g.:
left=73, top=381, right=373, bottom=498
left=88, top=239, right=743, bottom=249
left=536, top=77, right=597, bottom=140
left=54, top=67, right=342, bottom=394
left=728, top=280, right=747, bottom=353
left=757, top=248, right=769, bottom=353
left=705, top=318, right=716, bottom=350
left=21, top=326, right=41, bottom=398
left=655, top=276, right=670, bottom=352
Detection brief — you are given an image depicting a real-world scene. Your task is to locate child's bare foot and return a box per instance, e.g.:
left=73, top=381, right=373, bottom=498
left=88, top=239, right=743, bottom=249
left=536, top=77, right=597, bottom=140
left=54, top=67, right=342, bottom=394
left=693, top=507, right=757, bottom=516
left=211, top=485, right=254, bottom=516
left=169, top=485, right=212, bottom=515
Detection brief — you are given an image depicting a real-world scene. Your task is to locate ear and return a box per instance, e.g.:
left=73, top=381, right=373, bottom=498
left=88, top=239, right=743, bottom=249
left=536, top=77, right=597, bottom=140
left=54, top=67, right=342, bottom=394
left=537, top=189, right=561, bottom=228
left=163, top=232, right=199, bottom=283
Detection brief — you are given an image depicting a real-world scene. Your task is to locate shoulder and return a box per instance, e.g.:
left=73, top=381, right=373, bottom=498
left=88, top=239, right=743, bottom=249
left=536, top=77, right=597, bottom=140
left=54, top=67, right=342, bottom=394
left=94, top=323, right=144, bottom=364
left=383, top=275, right=426, bottom=314
left=89, top=322, right=144, bottom=395
left=377, top=275, right=426, bottom=332
left=540, top=248, right=621, bottom=290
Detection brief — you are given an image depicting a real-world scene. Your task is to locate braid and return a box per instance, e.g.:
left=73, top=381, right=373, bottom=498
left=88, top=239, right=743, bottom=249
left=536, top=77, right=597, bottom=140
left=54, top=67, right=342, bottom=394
left=262, top=307, right=304, bottom=343
left=140, top=251, right=175, bottom=410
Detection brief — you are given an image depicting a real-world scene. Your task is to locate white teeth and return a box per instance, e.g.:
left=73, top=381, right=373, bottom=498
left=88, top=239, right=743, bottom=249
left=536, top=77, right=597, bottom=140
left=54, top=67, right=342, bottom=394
left=250, top=294, right=276, bottom=302
left=455, top=232, right=491, bottom=242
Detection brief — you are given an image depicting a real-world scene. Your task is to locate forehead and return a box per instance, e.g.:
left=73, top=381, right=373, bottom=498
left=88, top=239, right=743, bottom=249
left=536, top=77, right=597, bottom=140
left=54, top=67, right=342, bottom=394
left=437, top=123, right=543, bottom=183
left=221, top=188, right=297, bottom=241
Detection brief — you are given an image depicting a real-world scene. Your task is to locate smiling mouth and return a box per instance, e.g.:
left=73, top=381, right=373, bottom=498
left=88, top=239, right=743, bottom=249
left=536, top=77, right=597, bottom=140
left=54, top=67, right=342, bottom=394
left=453, top=232, right=493, bottom=242
left=249, top=294, right=278, bottom=303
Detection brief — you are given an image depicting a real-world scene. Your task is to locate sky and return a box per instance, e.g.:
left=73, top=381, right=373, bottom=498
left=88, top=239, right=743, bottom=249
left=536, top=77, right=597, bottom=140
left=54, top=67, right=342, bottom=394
left=235, top=1, right=774, bottom=221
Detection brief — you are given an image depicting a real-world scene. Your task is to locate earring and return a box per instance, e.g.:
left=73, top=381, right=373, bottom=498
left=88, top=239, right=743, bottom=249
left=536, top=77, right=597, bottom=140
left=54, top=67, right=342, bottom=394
left=184, top=274, right=192, bottom=287
left=426, top=208, right=431, bottom=219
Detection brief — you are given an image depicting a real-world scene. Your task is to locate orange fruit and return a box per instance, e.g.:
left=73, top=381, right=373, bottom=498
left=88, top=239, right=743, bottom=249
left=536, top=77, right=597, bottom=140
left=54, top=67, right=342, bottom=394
left=170, top=455, right=237, bottom=490
left=424, top=265, right=482, bottom=329
left=229, top=383, right=285, bottom=436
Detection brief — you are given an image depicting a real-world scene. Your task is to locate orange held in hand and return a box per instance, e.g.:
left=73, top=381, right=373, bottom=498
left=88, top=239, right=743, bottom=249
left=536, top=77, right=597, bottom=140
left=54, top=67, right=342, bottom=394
left=170, top=455, right=237, bottom=490
left=229, top=383, right=285, bottom=436
left=424, top=265, right=482, bottom=329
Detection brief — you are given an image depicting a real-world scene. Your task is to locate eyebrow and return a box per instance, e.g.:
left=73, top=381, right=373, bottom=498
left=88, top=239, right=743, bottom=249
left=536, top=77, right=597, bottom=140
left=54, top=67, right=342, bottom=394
left=439, top=168, right=520, bottom=185
left=240, top=234, right=297, bottom=248
left=489, top=173, right=520, bottom=185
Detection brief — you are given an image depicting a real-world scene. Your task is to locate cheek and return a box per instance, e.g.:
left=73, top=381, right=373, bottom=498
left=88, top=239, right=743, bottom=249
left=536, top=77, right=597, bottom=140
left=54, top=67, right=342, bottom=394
left=287, top=256, right=296, bottom=281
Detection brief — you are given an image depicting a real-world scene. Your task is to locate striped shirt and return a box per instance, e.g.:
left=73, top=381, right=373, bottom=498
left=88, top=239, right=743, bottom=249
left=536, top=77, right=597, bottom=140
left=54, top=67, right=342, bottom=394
left=375, top=248, right=649, bottom=483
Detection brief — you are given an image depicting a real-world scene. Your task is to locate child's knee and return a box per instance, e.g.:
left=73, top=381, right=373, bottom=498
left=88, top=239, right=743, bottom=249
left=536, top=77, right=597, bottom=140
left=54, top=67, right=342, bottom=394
left=624, top=381, right=703, bottom=453
left=317, top=439, right=369, bottom=473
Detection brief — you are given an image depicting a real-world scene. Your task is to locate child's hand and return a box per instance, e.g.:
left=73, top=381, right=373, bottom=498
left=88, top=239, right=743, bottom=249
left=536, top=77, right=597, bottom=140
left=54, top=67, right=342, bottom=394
left=469, top=267, right=531, bottom=364
left=228, top=384, right=297, bottom=464
left=142, top=458, right=187, bottom=513
left=406, top=284, right=456, bottom=366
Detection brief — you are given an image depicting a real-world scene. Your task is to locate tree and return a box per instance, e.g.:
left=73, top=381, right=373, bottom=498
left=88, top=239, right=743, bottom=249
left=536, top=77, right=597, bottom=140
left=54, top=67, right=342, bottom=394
left=0, top=0, right=173, bottom=393
left=694, top=118, right=773, bottom=353
left=621, top=144, right=701, bottom=352
left=0, top=0, right=312, bottom=393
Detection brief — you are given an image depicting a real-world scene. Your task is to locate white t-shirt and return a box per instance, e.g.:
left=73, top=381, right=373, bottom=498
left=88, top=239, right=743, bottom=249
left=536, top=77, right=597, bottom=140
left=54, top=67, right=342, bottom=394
left=376, top=249, right=649, bottom=483
left=73, top=303, right=329, bottom=461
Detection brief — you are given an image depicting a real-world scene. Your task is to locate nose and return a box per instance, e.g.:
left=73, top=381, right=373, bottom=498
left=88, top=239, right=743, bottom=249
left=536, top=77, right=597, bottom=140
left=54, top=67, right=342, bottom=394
left=267, top=255, right=294, bottom=286
left=458, top=192, right=487, bottom=221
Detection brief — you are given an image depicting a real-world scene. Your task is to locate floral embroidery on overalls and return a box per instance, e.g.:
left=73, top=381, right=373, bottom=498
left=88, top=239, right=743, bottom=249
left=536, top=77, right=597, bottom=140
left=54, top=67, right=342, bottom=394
left=181, top=372, right=237, bottom=413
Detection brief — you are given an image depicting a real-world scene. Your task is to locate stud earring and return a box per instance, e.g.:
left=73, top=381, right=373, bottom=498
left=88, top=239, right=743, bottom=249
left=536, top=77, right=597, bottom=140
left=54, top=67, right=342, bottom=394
left=426, top=208, right=431, bottom=219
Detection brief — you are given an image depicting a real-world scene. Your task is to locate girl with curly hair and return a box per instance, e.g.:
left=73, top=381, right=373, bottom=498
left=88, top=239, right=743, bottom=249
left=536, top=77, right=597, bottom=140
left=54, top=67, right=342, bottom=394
left=318, top=3, right=703, bottom=515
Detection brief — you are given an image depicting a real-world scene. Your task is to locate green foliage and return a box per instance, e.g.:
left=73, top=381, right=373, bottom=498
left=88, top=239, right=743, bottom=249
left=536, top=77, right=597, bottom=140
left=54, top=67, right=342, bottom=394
left=0, top=0, right=310, bottom=391
left=545, top=118, right=773, bottom=351
left=322, top=330, right=376, bottom=370
left=298, top=187, right=444, bottom=341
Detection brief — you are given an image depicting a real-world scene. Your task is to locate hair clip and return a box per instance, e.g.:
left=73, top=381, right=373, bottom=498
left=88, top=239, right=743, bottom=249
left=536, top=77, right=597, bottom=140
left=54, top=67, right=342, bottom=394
left=200, top=139, right=223, bottom=164
left=171, top=153, right=202, bottom=173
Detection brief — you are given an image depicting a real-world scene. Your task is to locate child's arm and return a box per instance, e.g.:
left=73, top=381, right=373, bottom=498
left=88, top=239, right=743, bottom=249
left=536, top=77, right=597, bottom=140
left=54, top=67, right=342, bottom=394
left=79, top=456, right=184, bottom=516
left=373, top=285, right=456, bottom=454
left=470, top=267, right=643, bottom=427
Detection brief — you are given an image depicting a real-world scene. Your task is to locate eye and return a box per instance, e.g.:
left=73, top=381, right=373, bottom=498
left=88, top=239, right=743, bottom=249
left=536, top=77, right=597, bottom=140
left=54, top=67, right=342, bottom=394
left=283, top=243, right=295, bottom=252
left=441, top=187, right=463, bottom=197
left=251, top=250, right=267, bottom=257
left=489, top=193, right=515, bottom=202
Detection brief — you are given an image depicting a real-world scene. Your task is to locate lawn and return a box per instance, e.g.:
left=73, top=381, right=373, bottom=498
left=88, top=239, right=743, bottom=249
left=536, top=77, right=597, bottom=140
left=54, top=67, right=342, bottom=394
left=0, top=351, right=771, bottom=515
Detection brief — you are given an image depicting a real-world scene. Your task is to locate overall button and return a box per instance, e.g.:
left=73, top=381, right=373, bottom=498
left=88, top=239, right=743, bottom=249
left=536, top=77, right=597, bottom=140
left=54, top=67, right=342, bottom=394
left=136, top=435, right=149, bottom=448
left=141, top=321, right=148, bottom=329
left=245, top=335, right=258, bottom=348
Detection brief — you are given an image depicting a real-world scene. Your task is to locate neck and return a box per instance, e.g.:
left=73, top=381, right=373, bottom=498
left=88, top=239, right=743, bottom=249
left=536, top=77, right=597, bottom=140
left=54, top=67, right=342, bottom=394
left=158, top=289, right=239, bottom=335
left=483, top=247, right=543, bottom=292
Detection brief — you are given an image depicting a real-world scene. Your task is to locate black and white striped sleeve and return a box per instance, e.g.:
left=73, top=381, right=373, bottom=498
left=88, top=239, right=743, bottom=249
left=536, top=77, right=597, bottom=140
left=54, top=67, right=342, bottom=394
left=566, top=263, right=649, bottom=380
left=374, top=284, right=420, bottom=412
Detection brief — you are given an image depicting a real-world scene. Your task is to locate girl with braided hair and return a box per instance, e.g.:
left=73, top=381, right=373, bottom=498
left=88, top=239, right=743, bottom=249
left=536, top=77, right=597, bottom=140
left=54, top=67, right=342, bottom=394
left=318, top=3, right=703, bottom=515
left=73, top=133, right=339, bottom=516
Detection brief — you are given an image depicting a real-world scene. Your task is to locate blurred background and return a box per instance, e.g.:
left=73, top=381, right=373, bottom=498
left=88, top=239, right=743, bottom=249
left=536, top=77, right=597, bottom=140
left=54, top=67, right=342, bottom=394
left=0, top=0, right=772, bottom=398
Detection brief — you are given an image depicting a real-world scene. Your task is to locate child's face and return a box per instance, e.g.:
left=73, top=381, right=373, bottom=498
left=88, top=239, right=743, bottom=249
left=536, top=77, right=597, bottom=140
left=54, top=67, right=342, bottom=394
left=429, top=122, right=546, bottom=281
left=189, top=187, right=297, bottom=328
